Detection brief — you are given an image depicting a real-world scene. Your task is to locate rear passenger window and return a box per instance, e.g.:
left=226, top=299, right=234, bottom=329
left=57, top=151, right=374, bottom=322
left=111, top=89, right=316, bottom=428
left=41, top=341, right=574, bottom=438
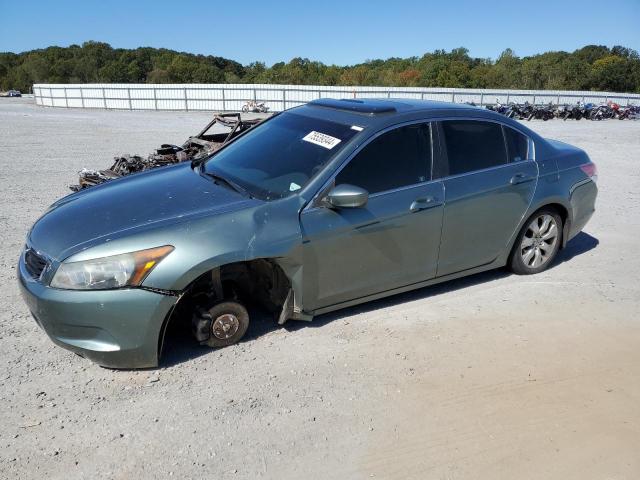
left=504, top=126, right=530, bottom=162
left=336, top=123, right=431, bottom=194
left=439, top=120, right=508, bottom=176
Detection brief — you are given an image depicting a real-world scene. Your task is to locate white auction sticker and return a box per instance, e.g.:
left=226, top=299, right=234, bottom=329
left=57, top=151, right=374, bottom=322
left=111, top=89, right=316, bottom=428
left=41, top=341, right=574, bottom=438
left=302, top=131, right=342, bottom=150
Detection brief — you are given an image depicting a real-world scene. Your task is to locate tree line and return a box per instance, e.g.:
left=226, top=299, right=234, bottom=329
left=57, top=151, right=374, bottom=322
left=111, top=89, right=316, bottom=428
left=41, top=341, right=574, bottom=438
left=1, top=41, right=639, bottom=94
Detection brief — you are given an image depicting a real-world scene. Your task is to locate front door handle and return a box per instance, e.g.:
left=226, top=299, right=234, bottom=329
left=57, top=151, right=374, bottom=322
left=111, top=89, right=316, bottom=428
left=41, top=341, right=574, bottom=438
left=510, top=173, right=534, bottom=185
left=410, top=196, right=438, bottom=212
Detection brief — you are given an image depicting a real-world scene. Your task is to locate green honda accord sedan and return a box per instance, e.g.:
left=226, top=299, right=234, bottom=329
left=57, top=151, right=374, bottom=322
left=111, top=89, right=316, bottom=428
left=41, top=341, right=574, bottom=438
left=18, top=98, right=598, bottom=368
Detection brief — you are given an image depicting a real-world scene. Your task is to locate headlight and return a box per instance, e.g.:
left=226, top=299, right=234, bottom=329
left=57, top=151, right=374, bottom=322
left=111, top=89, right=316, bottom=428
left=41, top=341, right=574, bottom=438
left=50, top=246, right=174, bottom=290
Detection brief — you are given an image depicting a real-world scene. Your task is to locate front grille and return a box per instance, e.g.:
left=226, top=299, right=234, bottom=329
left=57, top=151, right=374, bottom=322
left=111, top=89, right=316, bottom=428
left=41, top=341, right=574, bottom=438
left=24, top=248, right=48, bottom=280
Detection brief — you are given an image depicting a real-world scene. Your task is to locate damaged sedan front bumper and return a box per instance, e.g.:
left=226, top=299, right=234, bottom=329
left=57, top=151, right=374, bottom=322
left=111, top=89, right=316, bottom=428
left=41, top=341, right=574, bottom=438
left=18, top=253, right=178, bottom=369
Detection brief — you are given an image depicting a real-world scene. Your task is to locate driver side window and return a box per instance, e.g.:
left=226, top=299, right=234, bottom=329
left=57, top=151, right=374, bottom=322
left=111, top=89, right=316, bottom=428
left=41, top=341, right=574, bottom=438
left=335, top=123, right=432, bottom=194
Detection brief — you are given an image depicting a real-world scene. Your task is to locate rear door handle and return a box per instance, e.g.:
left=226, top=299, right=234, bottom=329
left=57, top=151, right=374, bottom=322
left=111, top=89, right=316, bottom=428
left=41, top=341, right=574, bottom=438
left=410, top=196, right=439, bottom=212
left=510, top=173, right=534, bottom=185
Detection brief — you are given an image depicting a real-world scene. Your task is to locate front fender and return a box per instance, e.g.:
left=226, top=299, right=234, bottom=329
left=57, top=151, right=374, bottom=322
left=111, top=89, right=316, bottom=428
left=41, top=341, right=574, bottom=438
left=142, top=195, right=305, bottom=292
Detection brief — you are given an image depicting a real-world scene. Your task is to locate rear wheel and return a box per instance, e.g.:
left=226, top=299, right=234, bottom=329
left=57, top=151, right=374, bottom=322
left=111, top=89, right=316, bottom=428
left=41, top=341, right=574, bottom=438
left=509, top=209, right=562, bottom=275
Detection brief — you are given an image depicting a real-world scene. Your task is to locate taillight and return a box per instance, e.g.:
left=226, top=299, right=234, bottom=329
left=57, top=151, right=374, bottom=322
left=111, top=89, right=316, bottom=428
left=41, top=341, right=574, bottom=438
left=580, top=162, right=598, bottom=183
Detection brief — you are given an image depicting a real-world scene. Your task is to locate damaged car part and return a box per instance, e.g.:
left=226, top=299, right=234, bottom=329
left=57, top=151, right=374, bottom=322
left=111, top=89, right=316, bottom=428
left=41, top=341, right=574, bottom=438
left=188, top=260, right=292, bottom=346
left=20, top=98, right=597, bottom=368
left=70, top=113, right=264, bottom=191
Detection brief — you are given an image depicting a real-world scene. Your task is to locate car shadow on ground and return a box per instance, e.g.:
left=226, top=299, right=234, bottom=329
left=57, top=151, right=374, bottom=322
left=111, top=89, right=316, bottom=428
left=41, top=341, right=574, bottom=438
left=160, top=231, right=599, bottom=368
left=554, top=231, right=599, bottom=265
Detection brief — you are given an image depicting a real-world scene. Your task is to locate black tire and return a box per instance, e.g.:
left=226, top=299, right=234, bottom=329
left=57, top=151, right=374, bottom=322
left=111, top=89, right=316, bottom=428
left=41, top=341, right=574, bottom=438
left=194, top=301, right=250, bottom=348
left=509, top=208, right=563, bottom=275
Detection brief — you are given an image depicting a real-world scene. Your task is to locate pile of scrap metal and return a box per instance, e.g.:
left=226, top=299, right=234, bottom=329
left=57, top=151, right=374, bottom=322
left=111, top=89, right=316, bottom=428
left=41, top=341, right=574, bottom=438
left=70, top=113, right=264, bottom=191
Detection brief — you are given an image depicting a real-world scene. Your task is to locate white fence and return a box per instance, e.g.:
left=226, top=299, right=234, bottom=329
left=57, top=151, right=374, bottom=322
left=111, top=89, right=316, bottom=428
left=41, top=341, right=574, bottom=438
left=33, top=83, right=640, bottom=112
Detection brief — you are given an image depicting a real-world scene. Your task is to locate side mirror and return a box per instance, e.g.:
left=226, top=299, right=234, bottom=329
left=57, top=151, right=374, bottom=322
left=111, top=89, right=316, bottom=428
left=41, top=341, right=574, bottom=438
left=326, top=184, right=369, bottom=209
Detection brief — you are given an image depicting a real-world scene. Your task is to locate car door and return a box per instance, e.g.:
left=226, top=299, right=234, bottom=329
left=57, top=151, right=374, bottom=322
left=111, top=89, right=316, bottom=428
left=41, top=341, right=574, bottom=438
left=434, top=119, right=538, bottom=277
left=300, top=122, right=444, bottom=310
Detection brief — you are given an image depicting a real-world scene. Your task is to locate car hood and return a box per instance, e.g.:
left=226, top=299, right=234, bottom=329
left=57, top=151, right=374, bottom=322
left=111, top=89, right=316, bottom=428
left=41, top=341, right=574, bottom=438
left=28, top=163, right=259, bottom=261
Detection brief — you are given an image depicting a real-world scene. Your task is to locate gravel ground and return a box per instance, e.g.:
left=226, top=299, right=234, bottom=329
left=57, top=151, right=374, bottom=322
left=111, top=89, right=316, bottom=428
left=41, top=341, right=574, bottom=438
left=1, top=97, right=639, bottom=480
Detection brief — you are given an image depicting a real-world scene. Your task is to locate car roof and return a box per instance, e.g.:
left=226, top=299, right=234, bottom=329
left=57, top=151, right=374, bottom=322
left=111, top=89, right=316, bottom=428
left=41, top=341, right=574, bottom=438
left=307, top=97, right=477, bottom=115
left=289, top=97, right=547, bottom=153
left=294, top=98, right=483, bottom=127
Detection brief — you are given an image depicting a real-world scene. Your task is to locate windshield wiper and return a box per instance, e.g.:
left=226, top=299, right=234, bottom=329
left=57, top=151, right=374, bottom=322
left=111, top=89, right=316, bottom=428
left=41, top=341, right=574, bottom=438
left=201, top=169, right=251, bottom=198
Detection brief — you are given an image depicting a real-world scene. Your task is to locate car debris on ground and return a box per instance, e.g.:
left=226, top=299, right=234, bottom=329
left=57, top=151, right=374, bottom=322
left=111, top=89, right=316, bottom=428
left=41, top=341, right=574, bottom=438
left=70, top=112, right=265, bottom=191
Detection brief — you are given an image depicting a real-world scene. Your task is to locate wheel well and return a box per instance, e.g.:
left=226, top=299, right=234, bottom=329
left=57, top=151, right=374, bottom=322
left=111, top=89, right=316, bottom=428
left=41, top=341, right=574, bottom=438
left=543, top=203, right=568, bottom=227
left=507, top=202, right=570, bottom=267
left=539, top=203, right=569, bottom=248
left=217, top=259, right=292, bottom=312
left=158, top=259, right=291, bottom=360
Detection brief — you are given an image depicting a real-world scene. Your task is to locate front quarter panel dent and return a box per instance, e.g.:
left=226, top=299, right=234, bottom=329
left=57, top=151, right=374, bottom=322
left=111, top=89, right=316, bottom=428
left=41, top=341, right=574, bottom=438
left=142, top=196, right=306, bottom=303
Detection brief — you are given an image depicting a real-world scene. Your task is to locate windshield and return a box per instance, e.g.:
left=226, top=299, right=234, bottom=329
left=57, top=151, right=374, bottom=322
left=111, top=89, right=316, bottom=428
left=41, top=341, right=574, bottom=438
left=203, top=112, right=360, bottom=200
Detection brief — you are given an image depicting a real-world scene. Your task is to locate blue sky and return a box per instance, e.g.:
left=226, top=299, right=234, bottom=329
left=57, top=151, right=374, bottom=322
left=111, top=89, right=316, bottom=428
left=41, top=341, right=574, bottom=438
left=1, top=0, right=638, bottom=65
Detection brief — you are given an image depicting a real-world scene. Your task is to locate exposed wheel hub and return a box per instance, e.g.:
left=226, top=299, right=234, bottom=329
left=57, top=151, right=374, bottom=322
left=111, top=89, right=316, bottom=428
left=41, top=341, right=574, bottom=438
left=212, top=313, right=240, bottom=340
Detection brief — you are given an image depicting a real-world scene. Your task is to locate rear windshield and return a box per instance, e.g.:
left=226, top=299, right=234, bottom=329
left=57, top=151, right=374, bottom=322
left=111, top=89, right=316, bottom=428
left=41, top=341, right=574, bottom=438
left=203, top=112, right=359, bottom=200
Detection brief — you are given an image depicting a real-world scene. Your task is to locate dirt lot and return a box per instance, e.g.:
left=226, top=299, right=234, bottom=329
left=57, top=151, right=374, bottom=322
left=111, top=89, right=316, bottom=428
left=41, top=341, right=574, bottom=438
left=1, top=97, right=639, bottom=480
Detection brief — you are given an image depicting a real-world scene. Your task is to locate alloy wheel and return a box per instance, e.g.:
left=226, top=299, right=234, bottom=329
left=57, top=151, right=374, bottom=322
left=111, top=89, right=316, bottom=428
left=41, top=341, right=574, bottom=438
left=520, top=214, right=559, bottom=269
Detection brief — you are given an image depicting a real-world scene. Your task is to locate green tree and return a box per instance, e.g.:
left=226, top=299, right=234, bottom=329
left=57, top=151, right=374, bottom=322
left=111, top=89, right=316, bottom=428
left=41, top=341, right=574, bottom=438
left=2, top=42, right=640, bottom=94
left=591, top=55, right=635, bottom=92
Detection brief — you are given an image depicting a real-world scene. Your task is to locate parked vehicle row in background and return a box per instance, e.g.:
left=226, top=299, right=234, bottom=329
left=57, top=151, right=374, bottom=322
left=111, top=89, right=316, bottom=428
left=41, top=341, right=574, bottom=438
left=482, top=100, right=639, bottom=121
